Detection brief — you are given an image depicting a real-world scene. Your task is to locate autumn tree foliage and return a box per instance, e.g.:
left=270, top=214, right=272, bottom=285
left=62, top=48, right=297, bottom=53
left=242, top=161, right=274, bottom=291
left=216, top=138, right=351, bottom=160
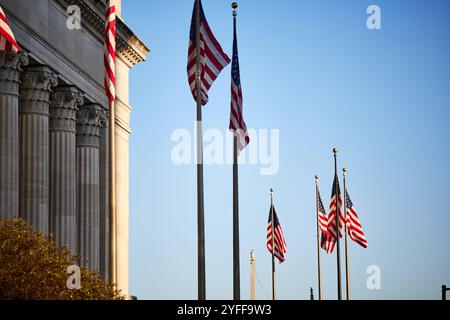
left=0, top=218, right=123, bottom=300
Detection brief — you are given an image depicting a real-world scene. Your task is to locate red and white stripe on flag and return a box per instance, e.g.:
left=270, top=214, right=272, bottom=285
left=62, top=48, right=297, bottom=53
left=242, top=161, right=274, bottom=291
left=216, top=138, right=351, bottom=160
left=229, top=19, right=249, bottom=154
left=266, top=205, right=287, bottom=263
left=187, top=0, right=230, bottom=106
left=0, top=6, right=20, bottom=53
left=345, top=191, right=368, bottom=248
left=104, top=0, right=116, bottom=103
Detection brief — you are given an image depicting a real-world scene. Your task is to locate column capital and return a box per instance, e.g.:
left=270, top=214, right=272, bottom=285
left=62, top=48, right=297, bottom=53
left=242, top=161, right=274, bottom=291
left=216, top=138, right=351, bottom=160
left=20, top=66, right=58, bottom=115
left=50, top=86, right=84, bottom=133
left=0, top=51, right=29, bottom=95
left=77, top=104, right=106, bottom=148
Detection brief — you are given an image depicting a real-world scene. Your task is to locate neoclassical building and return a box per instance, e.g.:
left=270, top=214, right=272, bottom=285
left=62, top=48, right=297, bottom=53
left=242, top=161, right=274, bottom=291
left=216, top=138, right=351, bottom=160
left=0, top=0, right=149, bottom=296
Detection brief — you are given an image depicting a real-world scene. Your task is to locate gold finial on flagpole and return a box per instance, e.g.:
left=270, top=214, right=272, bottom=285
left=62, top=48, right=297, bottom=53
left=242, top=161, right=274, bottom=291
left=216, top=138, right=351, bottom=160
left=232, top=2, right=238, bottom=16
left=315, top=175, right=319, bottom=182
left=333, top=147, right=338, bottom=154
left=343, top=167, right=347, bottom=176
left=270, top=187, right=275, bottom=195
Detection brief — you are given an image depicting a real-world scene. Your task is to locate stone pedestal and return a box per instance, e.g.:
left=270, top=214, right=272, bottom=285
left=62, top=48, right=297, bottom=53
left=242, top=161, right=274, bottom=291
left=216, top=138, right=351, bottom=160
left=19, top=66, right=58, bottom=234
left=76, top=104, right=104, bottom=271
left=0, top=51, right=28, bottom=219
left=49, top=86, right=83, bottom=253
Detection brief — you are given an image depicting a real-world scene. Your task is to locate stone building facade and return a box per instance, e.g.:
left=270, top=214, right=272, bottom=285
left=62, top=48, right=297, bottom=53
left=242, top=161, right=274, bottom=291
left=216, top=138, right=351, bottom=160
left=0, top=0, right=149, bottom=296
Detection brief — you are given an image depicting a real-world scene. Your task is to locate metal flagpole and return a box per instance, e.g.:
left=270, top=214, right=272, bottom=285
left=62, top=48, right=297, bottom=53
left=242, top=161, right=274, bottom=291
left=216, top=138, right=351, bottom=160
left=315, top=175, right=323, bottom=300
left=343, top=168, right=351, bottom=300
left=232, top=133, right=240, bottom=300
left=333, top=148, right=342, bottom=300
left=109, top=100, right=116, bottom=286
left=270, top=188, right=276, bottom=300
left=195, top=0, right=206, bottom=300
left=232, top=3, right=240, bottom=300
left=108, top=0, right=117, bottom=287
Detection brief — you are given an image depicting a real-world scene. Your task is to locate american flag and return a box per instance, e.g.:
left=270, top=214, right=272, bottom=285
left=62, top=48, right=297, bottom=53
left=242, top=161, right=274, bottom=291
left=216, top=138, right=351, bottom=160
left=104, top=0, right=116, bottom=103
left=266, top=204, right=287, bottom=263
left=317, top=187, right=328, bottom=234
left=317, top=186, right=334, bottom=253
left=321, top=174, right=345, bottom=254
left=229, top=15, right=249, bottom=154
left=345, top=190, right=368, bottom=248
left=187, top=0, right=230, bottom=106
left=0, top=6, right=20, bottom=53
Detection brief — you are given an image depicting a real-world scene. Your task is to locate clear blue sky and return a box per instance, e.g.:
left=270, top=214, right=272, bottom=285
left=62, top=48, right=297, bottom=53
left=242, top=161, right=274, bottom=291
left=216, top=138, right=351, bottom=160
left=123, top=0, right=450, bottom=300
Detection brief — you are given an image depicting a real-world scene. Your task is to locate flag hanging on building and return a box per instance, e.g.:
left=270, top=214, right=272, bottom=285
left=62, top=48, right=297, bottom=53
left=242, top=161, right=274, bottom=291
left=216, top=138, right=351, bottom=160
left=229, top=13, right=249, bottom=154
left=345, top=190, right=368, bottom=248
left=187, top=0, right=230, bottom=106
left=266, top=204, right=287, bottom=263
left=0, top=6, right=20, bottom=53
left=104, top=0, right=116, bottom=103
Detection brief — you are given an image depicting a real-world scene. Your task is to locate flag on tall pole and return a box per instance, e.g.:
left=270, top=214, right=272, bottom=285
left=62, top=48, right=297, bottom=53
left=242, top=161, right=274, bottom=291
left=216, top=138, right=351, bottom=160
left=230, top=2, right=249, bottom=301
left=229, top=3, right=249, bottom=153
left=267, top=189, right=287, bottom=300
left=343, top=168, right=351, bottom=300
left=343, top=168, right=368, bottom=300
left=315, top=175, right=324, bottom=300
left=187, top=0, right=231, bottom=106
left=332, top=148, right=343, bottom=300
left=187, top=0, right=230, bottom=300
left=104, top=0, right=117, bottom=285
left=344, top=176, right=368, bottom=249
left=0, top=6, right=20, bottom=53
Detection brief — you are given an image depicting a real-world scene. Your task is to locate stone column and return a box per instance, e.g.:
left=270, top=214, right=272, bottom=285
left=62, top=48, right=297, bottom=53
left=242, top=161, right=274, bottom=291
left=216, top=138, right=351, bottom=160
left=0, top=51, right=28, bottom=219
left=19, top=66, right=58, bottom=234
left=49, top=86, right=83, bottom=253
left=76, top=104, right=104, bottom=271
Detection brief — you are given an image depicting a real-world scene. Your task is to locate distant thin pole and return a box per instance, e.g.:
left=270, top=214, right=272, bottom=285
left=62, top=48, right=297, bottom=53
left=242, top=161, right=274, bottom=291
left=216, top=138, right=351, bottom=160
left=250, top=250, right=256, bottom=300
left=343, top=168, right=351, bottom=300
left=315, top=175, right=323, bottom=300
left=333, top=148, right=342, bottom=300
left=270, top=188, right=276, bottom=300
left=195, top=0, right=206, bottom=300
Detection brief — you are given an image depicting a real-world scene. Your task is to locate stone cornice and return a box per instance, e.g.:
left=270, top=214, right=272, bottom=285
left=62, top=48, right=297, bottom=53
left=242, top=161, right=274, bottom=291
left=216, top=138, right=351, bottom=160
left=54, top=0, right=150, bottom=67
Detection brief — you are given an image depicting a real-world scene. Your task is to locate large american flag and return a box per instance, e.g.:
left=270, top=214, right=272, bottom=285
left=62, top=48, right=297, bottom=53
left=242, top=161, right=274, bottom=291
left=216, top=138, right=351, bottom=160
left=345, top=190, right=368, bottom=248
left=104, top=0, right=116, bottom=103
left=266, top=204, right=287, bottom=263
left=229, top=15, right=249, bottom=154
left=187, top=0, right=230, bottom=106
left=321, top=174, right=345, bottom=254
left=0, top=6, right=20, bottom=53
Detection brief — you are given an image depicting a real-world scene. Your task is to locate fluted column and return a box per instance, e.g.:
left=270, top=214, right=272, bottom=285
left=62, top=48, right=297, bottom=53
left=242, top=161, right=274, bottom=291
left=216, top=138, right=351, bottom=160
left=19, top=66, right=58, bottom=234
left=0, top=51, right=28, bottom=219
left=49, top=86, right=83, bottom=253
left=76, top=104, right=104, bottom=271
